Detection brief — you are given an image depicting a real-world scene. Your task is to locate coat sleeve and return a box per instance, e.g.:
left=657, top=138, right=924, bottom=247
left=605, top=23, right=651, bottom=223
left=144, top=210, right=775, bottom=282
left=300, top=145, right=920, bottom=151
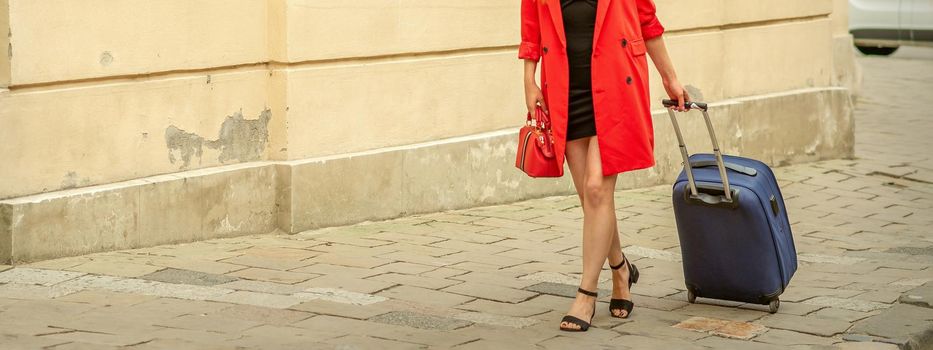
left=636, top=0, right=665, bottom=40
left=518, top=0, right=541, bottom=61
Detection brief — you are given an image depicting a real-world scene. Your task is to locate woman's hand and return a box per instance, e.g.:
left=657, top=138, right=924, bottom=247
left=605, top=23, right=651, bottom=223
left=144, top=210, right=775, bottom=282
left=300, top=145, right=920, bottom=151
left=645, top=36, right=690, bottom=111
left=525, top=82, right=548, bottom=115
left=663, top=77, right=690, bottom=112
left=523, top=59, right=547, bottom=115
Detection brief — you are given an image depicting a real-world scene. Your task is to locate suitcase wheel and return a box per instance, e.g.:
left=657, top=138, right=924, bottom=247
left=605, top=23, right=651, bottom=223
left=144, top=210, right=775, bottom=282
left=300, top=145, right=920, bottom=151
left=768, top=299, right=780, bottom=313
left=687, top=289, right=697, bottom=304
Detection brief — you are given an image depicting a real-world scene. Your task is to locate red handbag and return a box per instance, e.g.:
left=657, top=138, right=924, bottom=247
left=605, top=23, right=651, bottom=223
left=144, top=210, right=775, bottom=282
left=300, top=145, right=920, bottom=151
left=515, top=106, right=562, bottom=177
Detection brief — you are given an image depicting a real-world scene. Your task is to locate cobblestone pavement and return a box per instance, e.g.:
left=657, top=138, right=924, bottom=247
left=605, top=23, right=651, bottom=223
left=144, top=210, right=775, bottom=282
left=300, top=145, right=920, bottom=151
left=2, top=49, right=932, bottom=350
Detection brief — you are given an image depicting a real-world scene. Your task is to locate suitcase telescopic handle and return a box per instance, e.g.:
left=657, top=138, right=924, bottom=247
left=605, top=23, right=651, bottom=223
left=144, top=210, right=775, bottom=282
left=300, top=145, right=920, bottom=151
left=663, top=100, right=735, bottom=204
left=663, top=99, right=708, bottom=111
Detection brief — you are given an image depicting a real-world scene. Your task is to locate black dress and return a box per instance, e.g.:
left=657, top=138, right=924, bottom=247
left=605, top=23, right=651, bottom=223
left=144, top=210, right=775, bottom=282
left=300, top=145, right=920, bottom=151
left=561, top=0, right=598, bottom=141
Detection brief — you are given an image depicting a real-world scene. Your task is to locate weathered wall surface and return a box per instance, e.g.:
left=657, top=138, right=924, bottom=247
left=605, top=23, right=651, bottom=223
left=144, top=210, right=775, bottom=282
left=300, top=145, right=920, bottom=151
left=830, top=0, right=863, bottom=95
left=0, top=0, right=856, bottom=263
left=0, top=0, right=8, bottom=88
left=0, top=71, right=274, bottom=198
left=6, top=0, right=269, bottom=85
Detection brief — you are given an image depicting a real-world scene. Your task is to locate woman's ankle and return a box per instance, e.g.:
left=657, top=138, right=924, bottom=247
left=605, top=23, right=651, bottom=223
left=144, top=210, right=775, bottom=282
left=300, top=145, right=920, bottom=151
left=611, top=265, right=630, bottom=286
left=608, top=254, right=627, bottom=269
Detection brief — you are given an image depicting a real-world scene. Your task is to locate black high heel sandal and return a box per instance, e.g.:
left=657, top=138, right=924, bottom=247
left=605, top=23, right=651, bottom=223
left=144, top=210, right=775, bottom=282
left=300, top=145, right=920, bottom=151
left=609, top=254, right=640, bottom=318
left=559, top=287, right=598, bottom=332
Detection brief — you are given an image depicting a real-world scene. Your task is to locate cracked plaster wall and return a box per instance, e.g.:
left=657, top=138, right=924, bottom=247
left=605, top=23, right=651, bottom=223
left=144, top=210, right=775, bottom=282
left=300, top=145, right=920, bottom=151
left=165, top=109, right=272, bottom=169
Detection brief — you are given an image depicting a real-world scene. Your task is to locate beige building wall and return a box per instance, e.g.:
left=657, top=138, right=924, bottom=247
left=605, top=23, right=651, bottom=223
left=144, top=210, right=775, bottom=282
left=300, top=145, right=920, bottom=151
left=0, top=0, right=856, bottom=263
left=830, top=0, right=863, bottom=94
left=0, top=0, right=9, bottom=88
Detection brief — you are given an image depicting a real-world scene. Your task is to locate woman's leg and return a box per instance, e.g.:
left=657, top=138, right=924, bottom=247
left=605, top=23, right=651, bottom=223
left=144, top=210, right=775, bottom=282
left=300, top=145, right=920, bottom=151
left=579, top=135, right=620, bottom=294
left=565, top=137, right=590, bottom=205
left=567, top=138, right=628, bottom=309
left=607, top=220, right=632, bottom=317
left=560, top=136, right=591, bottom=330
left=560, top=135, right=619, bottom=330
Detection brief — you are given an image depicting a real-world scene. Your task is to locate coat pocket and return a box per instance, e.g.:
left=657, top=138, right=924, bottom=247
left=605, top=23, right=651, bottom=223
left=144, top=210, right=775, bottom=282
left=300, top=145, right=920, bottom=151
left=630, top=38, right=647, bottom=56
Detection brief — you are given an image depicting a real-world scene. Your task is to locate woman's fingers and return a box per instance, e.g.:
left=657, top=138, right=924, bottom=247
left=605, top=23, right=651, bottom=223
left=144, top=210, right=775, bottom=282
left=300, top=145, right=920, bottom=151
left=526, top=94, right=539, bottom=115
left=537, top=97, right=549, bottom=115
left=681, top=90, right=690, bottom=110
left=663, top=81, right=687, bottom=112
left=679, top=86, right=688, bottom=111
left=524, top=85, right=547, bottom=115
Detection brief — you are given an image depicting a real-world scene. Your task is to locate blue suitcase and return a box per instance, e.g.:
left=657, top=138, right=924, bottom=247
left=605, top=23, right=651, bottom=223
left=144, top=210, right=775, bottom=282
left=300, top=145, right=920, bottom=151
left=664, top=100, right=797, bottom=313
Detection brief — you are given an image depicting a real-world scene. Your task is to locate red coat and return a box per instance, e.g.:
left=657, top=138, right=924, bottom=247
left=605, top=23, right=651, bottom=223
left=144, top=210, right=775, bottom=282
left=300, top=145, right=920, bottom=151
left=519, top=0, right=665, bottom=176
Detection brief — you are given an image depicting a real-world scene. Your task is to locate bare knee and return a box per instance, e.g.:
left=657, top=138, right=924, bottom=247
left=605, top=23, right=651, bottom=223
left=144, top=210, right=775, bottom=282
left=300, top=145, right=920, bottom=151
left=583, top=177, right=612, bottom=207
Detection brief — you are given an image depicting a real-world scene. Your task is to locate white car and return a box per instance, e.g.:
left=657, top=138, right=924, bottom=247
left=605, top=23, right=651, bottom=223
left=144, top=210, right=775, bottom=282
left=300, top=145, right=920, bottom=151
left=850, top=0, right=933, bottom=55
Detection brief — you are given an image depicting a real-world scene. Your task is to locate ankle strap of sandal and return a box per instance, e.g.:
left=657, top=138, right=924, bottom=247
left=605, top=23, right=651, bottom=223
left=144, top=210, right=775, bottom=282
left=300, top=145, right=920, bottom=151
left=577, top=287, right=598, bottom=297
left=609, top=257, right=627, bottom=270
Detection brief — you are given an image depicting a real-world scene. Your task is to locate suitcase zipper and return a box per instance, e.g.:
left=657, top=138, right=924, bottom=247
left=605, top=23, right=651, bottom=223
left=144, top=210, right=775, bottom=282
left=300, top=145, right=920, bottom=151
left=519, top=131, right=534, bottom=171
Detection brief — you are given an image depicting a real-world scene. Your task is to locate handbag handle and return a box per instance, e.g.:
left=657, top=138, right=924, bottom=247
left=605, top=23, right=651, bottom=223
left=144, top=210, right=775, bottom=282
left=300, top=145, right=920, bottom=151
left=526, top=106, right=551, bottom=130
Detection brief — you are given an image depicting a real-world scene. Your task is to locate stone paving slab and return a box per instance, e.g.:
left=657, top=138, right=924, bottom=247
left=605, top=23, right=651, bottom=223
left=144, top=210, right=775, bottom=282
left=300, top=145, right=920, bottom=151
left=369, top=311, right=473, bottom=331
left=901, top=284, right=933, bottom=309
left=849, top=303, right=933, bottom=350
left=40, top=331, right=153, bottom=347
left=524, top=281, right=613, bottom=300
left=835, top=342, right=901, bottom=350
left=376, top=285, right=476, bottom=308
left=298, top=274, right=397, bottom=294
left=289, top=299, right=392, bottom=320
left=452, top=311, right=541, bottom=329
left=207, top=304, right=314, bottom=326
left=139, top=257, right=248, bottom=275
left=295, top=287, right=388, bottom=305
left=54, top=290, right=159, bottom=307
left=804, top=296, right=891, bottom=312
left=139, top=268, right=239, bottom=286
left=441, top=281, right=538, bottom=303
left=453, top=298, right=552, bottom=318
left=233, top=324, right=340, bottom=347
left=812, top=307, right=880, bottom=323
left=753, top=328, right=837, bottom=347
left=366, top=271, right=462, bottom=290
left=154, top=314, right=263, bottom=334
left=1, top=51, right=932, bottom=349
left=0, top=268, right=86, bottom=286
left=209, top=290, right=304, bottom=309
left=219, top=254, right=315, bottom=271
left=226, top=267, right=318, bottom=284
left=215, top=279, right=307, bottom=295
left=757, top=312, right=855, bottom=337
left=293, top=315, right=478, bottom=347
left=65, top=260, right=165, bottom=278
left=672, top=316, right=768, bottom=340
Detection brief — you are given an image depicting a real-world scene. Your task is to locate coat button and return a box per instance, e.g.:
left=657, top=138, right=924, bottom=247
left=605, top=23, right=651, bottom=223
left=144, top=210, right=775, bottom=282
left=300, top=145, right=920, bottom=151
left=543, top=47, right=549, bottom=54
left=621, top=39, right=628, bottom=48
left=626, top=76, right=633, bottom=85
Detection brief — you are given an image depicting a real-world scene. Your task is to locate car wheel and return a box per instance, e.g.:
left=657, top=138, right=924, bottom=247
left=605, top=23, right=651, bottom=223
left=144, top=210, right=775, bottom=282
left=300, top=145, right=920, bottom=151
left=856, top=45, right=899, bottom=56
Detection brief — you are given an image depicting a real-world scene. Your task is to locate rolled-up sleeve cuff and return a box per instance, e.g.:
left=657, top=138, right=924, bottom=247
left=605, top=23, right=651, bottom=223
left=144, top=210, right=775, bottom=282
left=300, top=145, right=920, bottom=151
left=641, top=19, right=665, bottom=40
left=518, top=41, right=541, bottom=61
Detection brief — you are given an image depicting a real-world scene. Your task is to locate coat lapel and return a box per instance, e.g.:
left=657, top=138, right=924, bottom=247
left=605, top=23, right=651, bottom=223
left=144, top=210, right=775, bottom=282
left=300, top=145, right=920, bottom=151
left=546, top=1, right=566, bottom=47
left=593, top=0, right=611, bottom=45
left=548, top=0, right=611, bottom=48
